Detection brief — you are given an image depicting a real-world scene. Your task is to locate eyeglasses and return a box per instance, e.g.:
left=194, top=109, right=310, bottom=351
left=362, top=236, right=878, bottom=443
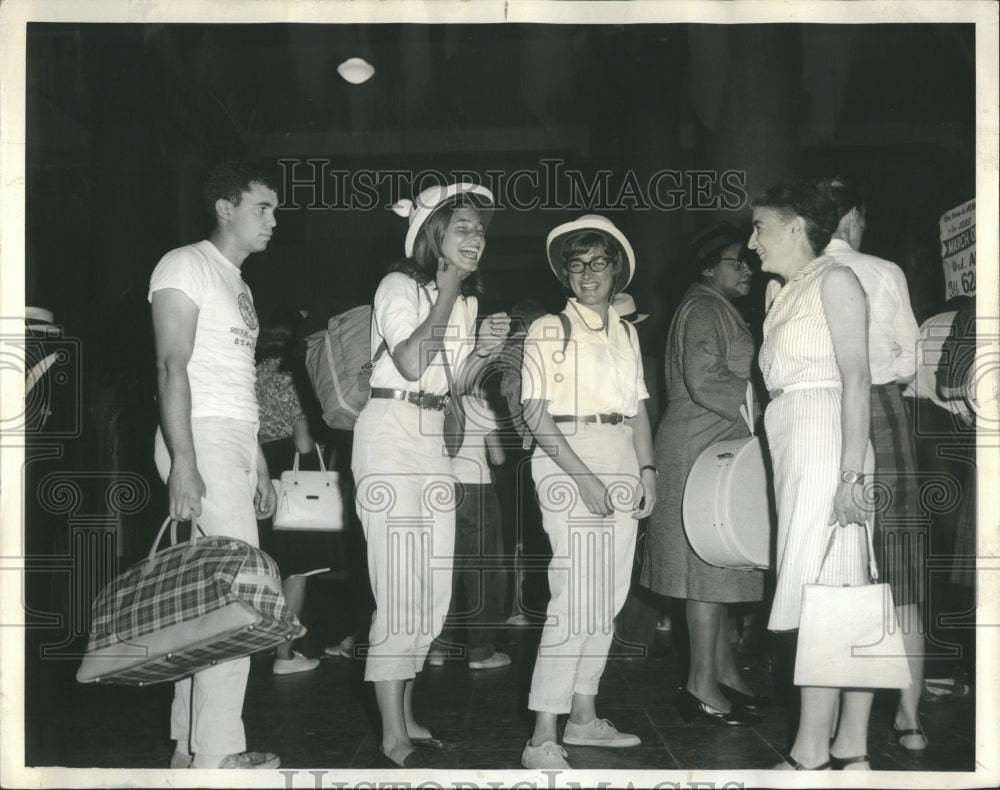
left=564, top=256, right=613, bottom=274
left=719, top=257, right=751, bottom=272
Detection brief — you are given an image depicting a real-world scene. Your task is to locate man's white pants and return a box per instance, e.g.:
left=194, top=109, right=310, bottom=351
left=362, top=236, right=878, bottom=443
left=154, top=417, right=260, bottom=756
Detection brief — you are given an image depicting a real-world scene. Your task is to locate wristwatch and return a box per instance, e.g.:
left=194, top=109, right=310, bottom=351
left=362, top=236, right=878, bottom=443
left=839, top=470, right=864, bottom=485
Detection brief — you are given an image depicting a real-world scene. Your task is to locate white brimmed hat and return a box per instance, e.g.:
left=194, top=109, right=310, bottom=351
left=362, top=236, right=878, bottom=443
left=545, top=214, right=635, bottom=294
left=611, top=293, right=649, bottom=324
left=392, top=182, right=494, bottom=257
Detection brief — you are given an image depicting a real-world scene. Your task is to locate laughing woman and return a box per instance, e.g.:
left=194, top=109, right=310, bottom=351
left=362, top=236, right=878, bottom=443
left=519, top=215, right=657, bottom=770
left=352, top=183, right=510, bottom=769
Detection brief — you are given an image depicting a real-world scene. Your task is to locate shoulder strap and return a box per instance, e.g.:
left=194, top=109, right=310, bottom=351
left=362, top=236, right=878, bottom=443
left=557, top=312, right=571, bottom=353
left=557, top=311, right=629, bottom=352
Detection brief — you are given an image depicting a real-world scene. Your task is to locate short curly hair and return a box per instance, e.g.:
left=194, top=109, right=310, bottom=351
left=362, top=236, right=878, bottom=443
left=750, top=180, right=839, bottom=257
left=202, top=161, right=278, bottom=219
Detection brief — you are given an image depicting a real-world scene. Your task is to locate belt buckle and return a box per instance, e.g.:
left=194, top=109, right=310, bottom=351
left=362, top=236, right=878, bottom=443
left=607, top=413, right=623, bottom=425
left=416, top=391, right=437, bottom=410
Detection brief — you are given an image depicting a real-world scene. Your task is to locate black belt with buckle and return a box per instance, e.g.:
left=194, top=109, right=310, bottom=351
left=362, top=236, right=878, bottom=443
left=369, top=388, right=449, bottom=411
left=552, top=413, right=626, bottom=425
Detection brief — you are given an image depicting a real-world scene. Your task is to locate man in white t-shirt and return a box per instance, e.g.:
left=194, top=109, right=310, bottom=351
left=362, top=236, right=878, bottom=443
left=148, top=161, right=280, bottom=770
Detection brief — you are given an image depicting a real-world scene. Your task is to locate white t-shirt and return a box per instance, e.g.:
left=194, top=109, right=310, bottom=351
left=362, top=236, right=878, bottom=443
left=521, top=298, right=649, bottom=417
left=148, top=240, right=259, bottom=421
left=368, top=272, right=478, bottom=395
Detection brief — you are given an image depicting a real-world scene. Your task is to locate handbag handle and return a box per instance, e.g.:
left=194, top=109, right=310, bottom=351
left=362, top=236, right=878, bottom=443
left=813, top=519, right=879, bottom=585
left=289, top=445, right=330, bottom=485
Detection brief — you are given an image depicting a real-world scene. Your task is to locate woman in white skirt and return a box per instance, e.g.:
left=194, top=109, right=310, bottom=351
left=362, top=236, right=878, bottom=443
left=352, top=183, right=509, bottom=769
left=751, top=181, right=874, bottom=771
left=519, top=215, right=657, bottom=770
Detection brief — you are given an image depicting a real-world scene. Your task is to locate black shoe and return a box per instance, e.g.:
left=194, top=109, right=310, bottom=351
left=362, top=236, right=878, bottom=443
left=719, top=683, right=770, bottom=711
left=780, top=753, right=831, bottom=770
left=410, top=735, right=457, bottom=752
left=829, top=753, right=869, bottom=770
left=889, top=720, right=928, bottom=755
left=674, top=688, right=761, bottom=727
left=373, top=746, right=437, bottom=769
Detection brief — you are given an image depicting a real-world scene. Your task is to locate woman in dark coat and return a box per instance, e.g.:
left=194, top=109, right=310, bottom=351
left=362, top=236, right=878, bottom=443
left=641, top=223, right=764, bottom=725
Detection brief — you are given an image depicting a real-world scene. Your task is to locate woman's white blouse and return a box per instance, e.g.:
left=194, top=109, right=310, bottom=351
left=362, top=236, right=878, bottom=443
left=369, top=272, right=478, bottom=394
left=521, top=298, right=648, bottom=416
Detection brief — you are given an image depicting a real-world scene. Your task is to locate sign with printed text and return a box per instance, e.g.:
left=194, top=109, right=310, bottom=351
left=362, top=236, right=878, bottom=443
left=940, top=198, right=976, bottom=299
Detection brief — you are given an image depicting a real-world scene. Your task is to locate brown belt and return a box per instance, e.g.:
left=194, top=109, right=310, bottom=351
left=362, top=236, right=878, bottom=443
left=369, top=388, right=449, bottom=411
left=552, top=413, right=626, bottom=425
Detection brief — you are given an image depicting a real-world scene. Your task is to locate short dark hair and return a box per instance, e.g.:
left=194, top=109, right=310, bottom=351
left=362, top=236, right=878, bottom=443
left=750, top=180, right=839, bottom=257
left=202, top=161, right=278, bottom=219
left=817, top=176, right=865, bottom=222
left=391, top=194, right=490, bottom=298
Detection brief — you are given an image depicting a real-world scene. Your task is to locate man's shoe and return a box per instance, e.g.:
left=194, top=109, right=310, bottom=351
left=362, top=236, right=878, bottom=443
left=273, top=651, right=320, bottom=675
left=521, top=740, right=570, bottom=769
left=324, top=635, right=355, bottom=659
left=426, top=649, right=446, bottom=667
left=506, top=613, right=531, bottom=626
left=210, top=752, right=281, bottom=769
left=169, top=750, right=193, bottom=769
left=468, top=651, right=511, bottom=670
left=562, top=718, right=641, bottom=748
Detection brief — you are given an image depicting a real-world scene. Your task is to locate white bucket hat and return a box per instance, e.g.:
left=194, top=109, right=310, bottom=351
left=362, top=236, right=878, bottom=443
left=611, top=293, right=649, bottom=324
left=545, top=214, right=635, bottom=294
left=392, top=182, right=494, bottom=257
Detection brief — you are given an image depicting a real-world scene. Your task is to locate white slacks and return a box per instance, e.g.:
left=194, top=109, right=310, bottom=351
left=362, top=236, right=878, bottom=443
left=154, top=417, right=260, bottom=756
left=528, top=422, right=639, bottom=713
left=352, top=398, right=456, bottom=682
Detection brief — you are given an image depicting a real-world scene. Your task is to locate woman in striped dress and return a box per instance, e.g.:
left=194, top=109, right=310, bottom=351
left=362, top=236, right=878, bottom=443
left=750, top=181, right=875, bottom=771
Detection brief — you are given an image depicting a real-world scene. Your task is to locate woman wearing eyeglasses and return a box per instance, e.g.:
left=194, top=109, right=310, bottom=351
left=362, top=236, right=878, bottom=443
left=641, top=222, right=765, bottom=727
left=518, top=215, right=656, bottom=769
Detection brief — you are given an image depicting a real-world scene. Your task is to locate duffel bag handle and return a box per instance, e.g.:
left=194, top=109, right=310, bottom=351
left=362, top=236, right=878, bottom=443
left=142, top=516, right=206, bottom=576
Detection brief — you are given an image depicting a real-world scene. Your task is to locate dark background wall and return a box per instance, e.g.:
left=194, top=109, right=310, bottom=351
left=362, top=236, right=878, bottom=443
left=22, top=21, right=976, bottom=561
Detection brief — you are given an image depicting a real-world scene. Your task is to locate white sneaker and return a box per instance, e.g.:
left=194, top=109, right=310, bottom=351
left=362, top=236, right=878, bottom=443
left=521, top=740, right=570, bottom=769
left=468, top=651, right=511, bottom=670
left=562, top=718, right=641, bottom=748
left=272, top=651, right=319, bottom=675
left=324, top=635, right=355, bottom=658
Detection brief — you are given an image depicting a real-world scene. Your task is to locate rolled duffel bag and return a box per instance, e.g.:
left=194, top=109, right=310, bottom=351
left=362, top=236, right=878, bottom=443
left=77, top=517, right=305, bottom=686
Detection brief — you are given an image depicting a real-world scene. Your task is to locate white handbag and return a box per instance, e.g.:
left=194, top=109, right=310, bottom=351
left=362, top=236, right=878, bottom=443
left=271, top=447, right=344, bottom=531
left=794, top=520, right=912, bottom=689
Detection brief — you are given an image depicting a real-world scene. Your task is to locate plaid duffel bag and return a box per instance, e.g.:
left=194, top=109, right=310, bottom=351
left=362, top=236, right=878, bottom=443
left=77, top=517, right=305, bottom=686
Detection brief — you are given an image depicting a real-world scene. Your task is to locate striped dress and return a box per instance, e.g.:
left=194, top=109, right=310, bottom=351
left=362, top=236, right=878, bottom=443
left=761, top=256, right=873, bottom=631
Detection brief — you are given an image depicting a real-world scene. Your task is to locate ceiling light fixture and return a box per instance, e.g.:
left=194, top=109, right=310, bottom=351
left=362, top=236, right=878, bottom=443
left=337, top=57, right=375, bottom=85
